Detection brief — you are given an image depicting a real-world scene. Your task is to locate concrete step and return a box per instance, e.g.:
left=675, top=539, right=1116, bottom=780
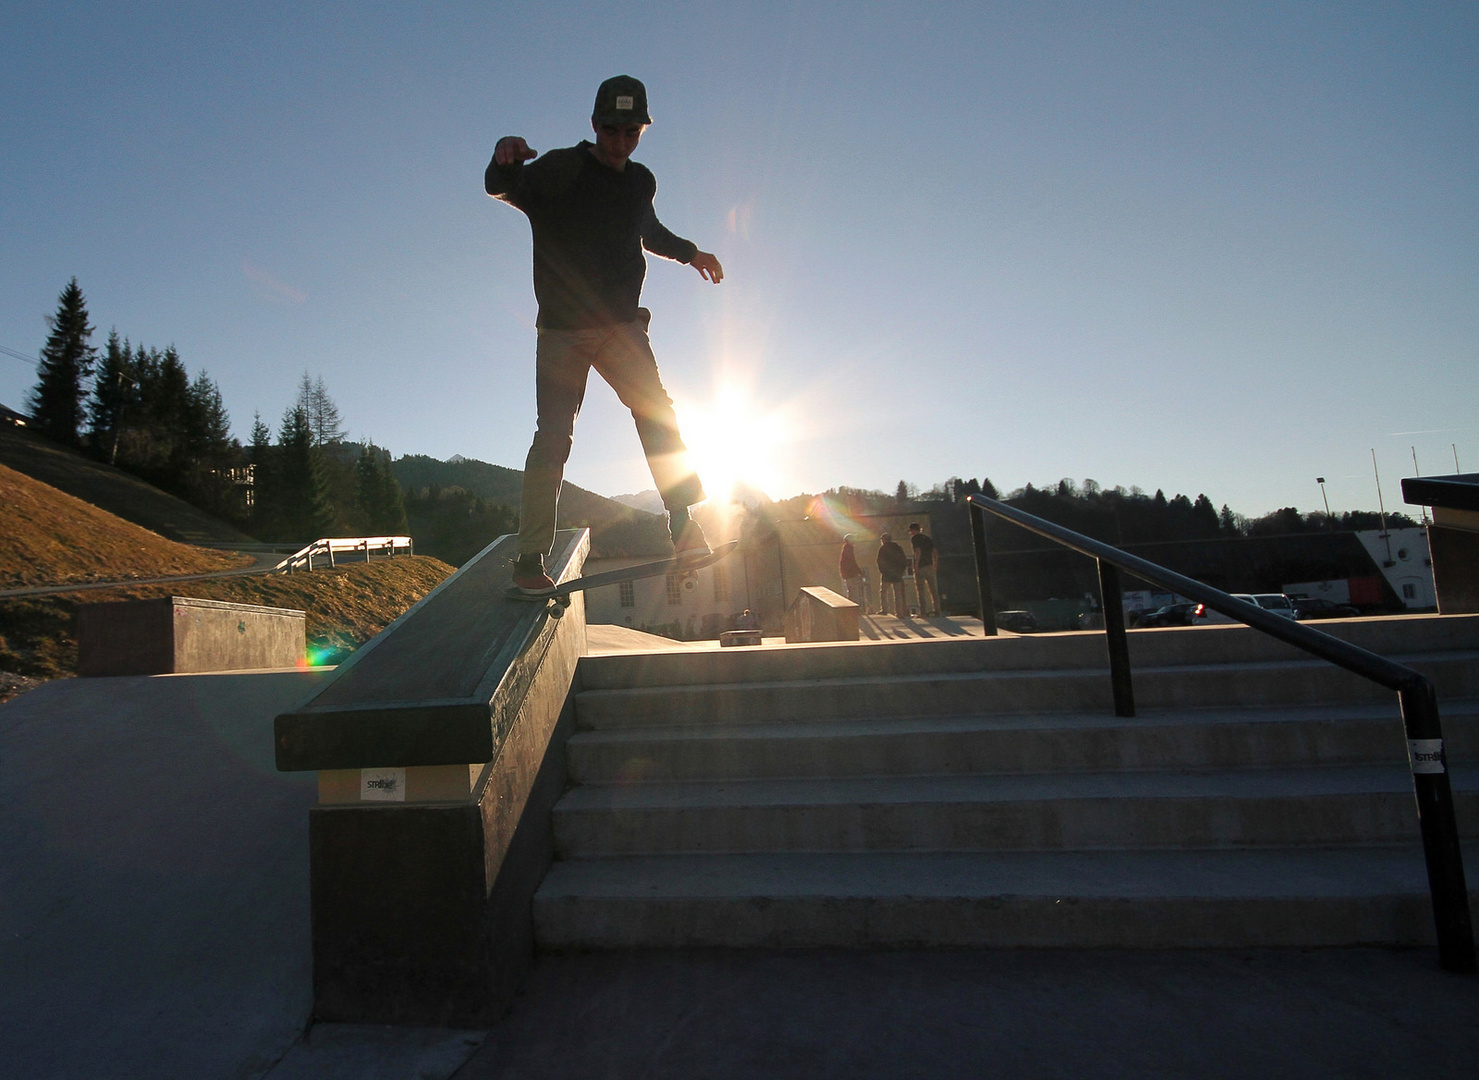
left=533, top=845, right=1479, bottom=949
left=578, top=615, right=1479, bottom=691
left=574, top=653, right=1479, bottom=730
left=551, top=764, right=1479, bottom=856
left=565, top=702, right=1479, bottom=784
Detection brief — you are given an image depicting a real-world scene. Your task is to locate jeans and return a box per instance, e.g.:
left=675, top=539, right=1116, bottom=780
left=915, top=566, right=940, bottom=615
left=517, top=315, right=703, bottom=557
left=880, top=578, right=908, bottom=617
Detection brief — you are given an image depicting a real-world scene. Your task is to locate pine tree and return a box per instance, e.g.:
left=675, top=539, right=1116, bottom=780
left=277, top=405, right=333, bottom=540
left=28, top=278, right=97, bottom=446
left=248, top=412, right=277, bottom=537
left=88, top=330, right=136, bottom=461
left=356, top=442, right=408, bottom=534
left=295, top=372, right=346, bottom=447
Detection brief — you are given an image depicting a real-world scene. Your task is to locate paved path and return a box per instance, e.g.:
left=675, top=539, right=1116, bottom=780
left=455, top=947, right=1479, bottom=1080
left=1, top=670, right=328, bottom=1078
left=0, top=549, right=284, bottom=598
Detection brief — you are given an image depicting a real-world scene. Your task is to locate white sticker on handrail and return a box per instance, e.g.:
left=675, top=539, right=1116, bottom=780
left=361, top=767, right=407, bottom=801
left=1408, top=739, right=1445, bottom=774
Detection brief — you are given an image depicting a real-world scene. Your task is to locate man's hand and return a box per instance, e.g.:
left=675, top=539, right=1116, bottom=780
left=494, top=136, right=538, bottom=166
left=690, top=251, right=724, bottom=283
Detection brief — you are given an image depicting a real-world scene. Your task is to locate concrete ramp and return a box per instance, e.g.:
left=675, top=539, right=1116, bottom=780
left=0, top=669, right=331, bottom=1078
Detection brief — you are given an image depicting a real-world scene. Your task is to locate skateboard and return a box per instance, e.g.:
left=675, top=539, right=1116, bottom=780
left=506, top=540, right=739, bottom=618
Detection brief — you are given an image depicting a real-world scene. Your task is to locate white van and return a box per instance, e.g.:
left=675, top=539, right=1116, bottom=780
left=1251, top=593, right=1298, bottom=619
left=1198, top=594, right=1291, bottom=624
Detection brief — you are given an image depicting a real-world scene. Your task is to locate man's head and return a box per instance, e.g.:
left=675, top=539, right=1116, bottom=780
left=590, top=75, right=650, bottom=169
left=880, top=533, right=892, bottom=543
left=909, top=522, right=921, bottom=534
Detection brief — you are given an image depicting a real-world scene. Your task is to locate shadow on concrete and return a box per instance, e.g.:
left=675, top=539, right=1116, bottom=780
left=455, top=947, right=1479, bottom=1080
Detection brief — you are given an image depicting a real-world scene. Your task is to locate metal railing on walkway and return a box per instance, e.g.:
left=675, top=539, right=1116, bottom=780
left=275, top=535, right=413, bottom=573
left=966, top=493, right=1475, bottom=973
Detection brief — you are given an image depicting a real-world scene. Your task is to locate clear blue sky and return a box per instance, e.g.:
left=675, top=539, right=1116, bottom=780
left=2, top=2, right=1474, bottom=518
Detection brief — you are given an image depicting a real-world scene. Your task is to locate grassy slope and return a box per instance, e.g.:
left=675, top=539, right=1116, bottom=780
left=0, top=556, right=455, bottom=688
left=0, top=424, right=254, bottom=545
left=0, top=462, right=252, bottom=589
left=0, top=447, right=455, bottom=698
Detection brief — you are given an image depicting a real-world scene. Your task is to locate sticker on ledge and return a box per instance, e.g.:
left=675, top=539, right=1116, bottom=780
left=1408, top=739, right=1445, bottom=774
left=361, top=767, right=407, bottom=801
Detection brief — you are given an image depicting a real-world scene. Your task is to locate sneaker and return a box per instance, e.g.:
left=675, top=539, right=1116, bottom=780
left=670, top=516, right=712, bottom=564
left=511, top=553, right=556, bottom=596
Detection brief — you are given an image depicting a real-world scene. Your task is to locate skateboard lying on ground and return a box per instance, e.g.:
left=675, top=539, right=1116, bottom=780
left=505, top=540, right=739, bottom=618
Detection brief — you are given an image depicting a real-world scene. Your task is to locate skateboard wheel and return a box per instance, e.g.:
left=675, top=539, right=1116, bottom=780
left=549, top=602, right=565, bottom=619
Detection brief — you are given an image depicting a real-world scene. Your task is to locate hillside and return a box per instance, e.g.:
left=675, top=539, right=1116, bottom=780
left=394, top=453, right=670, bottom=557
left=0, top=463, right=252, bottom=590
left=0, top=555, right=454, bottom=696
left=0, top=424, right=254, bottom=545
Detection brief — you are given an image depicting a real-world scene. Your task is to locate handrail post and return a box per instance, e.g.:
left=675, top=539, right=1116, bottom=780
left=969, top=500, right=997, bottom=636
left=1097, top=560, right=1135, bottom=717
left=1398, top=680, right=1476, bottom=972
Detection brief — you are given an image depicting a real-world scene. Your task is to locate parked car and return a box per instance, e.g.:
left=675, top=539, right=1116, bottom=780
left=1137, top=602, right=1201, bottom=628
left=1196, top=594, right=1267, bottom=625
left=1251, top=593, right=1298, bottom=619
left=995, top=610, right=1039, bottom=633
left=1292, top=596, right=1360, bottom=620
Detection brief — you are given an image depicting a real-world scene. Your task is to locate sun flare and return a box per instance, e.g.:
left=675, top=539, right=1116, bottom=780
left=677, top=383, right=787, bottom=505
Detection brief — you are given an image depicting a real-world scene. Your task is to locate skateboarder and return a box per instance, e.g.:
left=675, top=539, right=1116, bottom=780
left=486, top=75, right=724, bottom=596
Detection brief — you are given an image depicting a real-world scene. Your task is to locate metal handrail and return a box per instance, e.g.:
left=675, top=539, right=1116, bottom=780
left=965, top=493, right=1475, bottom=973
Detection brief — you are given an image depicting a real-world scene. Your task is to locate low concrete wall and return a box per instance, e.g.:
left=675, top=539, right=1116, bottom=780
left=77, top=595, right=305, bottom=676
left=784, top=586, right=860, bottom=644
left=276, top=530, right=589, bottom=1026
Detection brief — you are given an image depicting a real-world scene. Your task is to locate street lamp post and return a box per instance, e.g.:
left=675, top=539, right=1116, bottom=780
left=1316, top=477, right=1332, bottom=529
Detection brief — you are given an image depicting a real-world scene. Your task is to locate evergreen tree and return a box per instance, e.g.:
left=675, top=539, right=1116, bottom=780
left=276, top=405, right=333, bottom=540
left=88, top=330, right=136, bottom=461
left=296, top=371, right=346, bottom=447
left=356, top=442, right=408, bottom=534
left=248, top=412, right=278, bottom=537
left=28, top=278, right=97, bottom=446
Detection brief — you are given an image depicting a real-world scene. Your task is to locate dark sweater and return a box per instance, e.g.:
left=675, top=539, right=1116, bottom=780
left=486, top=142, right=698, bottom=329
left=877, top=541, right=908, bottom=582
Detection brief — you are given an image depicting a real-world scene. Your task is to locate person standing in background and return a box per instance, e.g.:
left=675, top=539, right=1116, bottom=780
left=839, top=533, right=865, bottom=607
left=877, top=532, right=908, bottom=617
left=909, top=521, right=941, bottom=617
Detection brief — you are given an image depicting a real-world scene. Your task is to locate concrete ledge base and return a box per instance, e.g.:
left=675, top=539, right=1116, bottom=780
left=78, top=595, right=305, bottom=676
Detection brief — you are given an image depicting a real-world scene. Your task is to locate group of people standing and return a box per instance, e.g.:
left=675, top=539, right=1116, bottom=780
left=838, top=524, right=941, bottom=618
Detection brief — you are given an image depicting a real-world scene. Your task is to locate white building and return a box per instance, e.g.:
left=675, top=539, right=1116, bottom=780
left=582, top=554, right=753, bottom=640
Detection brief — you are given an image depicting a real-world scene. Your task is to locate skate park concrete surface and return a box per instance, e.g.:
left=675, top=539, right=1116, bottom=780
left=5, top=630, right=1479, bottom=1079
left=0, top=670, right=485, bottom=1079
left=454, top=946, right=1479, bottom=1080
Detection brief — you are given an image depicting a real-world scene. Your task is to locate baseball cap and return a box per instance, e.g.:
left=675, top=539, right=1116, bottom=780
left=593, top=75, right=652, bottom=125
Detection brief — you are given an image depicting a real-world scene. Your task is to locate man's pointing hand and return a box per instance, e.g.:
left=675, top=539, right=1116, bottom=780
left=494, top=136, right=538, bottom=166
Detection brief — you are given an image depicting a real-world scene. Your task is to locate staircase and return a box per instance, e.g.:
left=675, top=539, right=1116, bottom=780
left=534, top=616, right=1479, bottom=950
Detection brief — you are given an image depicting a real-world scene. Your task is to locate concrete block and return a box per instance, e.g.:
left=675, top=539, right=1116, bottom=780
left=77, top=595, right=305, bottom=676
left=783, top=586, right=859, bottom=644
left=720, top=630, right=762, bottom=647
left=1430, top=522, right=1479, bottom=614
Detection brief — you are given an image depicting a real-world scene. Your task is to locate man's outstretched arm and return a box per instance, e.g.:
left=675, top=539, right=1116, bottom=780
left=642, top=210, right=724, bottom=284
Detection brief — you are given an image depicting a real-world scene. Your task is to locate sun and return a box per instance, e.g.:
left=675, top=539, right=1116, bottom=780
left=677, top=383, right=787, bottom=504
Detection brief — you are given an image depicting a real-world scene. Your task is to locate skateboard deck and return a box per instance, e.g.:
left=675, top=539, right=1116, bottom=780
left=506, top=540, right=739, bottom=615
